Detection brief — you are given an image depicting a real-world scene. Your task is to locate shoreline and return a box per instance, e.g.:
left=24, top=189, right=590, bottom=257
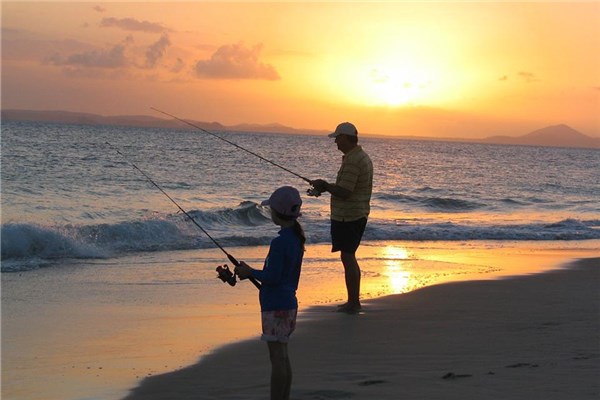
left=123, top=256, right=599, bottom=400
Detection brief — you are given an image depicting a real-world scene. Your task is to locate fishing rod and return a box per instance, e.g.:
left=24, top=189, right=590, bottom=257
left=106, top=141, right=261, bottom=290
left=150, top=107, right=322, bottom=196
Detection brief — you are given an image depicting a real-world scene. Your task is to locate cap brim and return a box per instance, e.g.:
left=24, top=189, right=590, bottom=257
left=328, top=132, right=340, bottom=138
left=260, top=199, right=270, bottom=206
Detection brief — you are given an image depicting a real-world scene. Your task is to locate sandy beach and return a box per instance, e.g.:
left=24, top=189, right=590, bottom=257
left=3, top=241, right=599, bottom=400
left=123, top=256, right=599, bottom=400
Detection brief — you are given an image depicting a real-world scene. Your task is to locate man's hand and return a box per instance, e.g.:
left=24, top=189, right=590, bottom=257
left=310, top=179, right=352, bottom=199
left=310, top=179, right=329, bottom=192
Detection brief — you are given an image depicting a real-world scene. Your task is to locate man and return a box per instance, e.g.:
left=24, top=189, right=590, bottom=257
left=311, top=122, right=373, bottom=314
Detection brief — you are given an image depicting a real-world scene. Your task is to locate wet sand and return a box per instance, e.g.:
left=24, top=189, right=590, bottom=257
left=123, top=257, right=599, bottom=400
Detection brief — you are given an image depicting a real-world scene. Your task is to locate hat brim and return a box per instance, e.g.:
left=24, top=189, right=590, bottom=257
left=328, top=131, right=357, bottom=138
left=260, top=200, right=302, bottom=218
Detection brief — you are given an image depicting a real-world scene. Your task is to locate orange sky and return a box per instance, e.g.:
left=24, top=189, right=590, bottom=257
left=2, top=1, right=599, bottom=138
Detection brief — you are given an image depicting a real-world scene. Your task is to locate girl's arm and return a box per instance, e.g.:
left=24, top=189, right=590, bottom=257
left=235, top=238, right=286, bottom=284
left=250, top=240, right=285, bottom=285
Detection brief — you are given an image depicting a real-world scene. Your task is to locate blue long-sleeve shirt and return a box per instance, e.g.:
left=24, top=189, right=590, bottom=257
left=251, top=227, right=303, bottom=311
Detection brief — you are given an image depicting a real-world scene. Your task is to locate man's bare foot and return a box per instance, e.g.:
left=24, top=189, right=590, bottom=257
left=337, top=302, right=362, bottom=314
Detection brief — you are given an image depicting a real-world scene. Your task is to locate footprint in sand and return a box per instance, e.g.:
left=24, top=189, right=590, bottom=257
left=442, top=372, right=473, bottom=379
left=505, top=362, right=539, bottom=368
left=300, top=389, right=356, bottom=399
left=358, top=379, right=387, bottom=386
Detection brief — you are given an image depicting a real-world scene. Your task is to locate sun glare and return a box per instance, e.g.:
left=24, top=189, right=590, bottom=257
left=363, top=65, right=434, bottom=106
left=321, top=58, right=442, bottom=108
left=384, top=246, right=411, bottom=260
left=382, top=246, right=412, bottom=294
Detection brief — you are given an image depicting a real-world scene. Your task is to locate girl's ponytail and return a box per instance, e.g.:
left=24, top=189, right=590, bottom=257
left=272, top=209, right=306, bottom=251
left=292, top=219, right=306, bottom=251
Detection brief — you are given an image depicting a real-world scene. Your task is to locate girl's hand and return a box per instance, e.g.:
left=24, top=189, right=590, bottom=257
left=234, top=261, right=253, bottom=279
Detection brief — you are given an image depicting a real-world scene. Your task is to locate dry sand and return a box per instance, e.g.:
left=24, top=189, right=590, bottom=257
left=123, top=257, right=599, bottom=400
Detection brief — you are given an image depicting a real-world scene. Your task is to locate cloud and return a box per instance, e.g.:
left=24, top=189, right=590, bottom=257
left=194, top=42, right=280, bottom=80
left=498, top=75, right=508, bottom=81
left=42, top=32, right=176, bottom=77
left=518, top=71, right=538, bottom=83
left=101, top=17, right=169, bottom=33
left=145, top=33, right=171, bottom=68
left=93, top=5, right=106, bottom=13
left=46, top=36, right=133, bottom=69
left=171, top=57, right=185, bottom=73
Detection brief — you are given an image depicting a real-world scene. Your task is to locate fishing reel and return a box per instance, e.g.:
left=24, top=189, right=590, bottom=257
left=216, top=264, right=237, bottom=286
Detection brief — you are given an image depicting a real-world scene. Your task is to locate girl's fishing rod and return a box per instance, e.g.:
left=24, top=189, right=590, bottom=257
left=106, top=141, right=261, bottom=290
left=150, top=107, right=321, bottom=196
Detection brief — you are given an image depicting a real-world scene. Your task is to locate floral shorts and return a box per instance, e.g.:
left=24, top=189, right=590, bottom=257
left=261, top=309, right=298, bottom=343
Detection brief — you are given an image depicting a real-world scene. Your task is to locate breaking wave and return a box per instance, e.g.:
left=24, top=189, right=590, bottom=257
left=3, top=212, right=600, bottom=272
left=377, top=193, right=485, bottom=211
left=1, top=202, right=272, bottom=271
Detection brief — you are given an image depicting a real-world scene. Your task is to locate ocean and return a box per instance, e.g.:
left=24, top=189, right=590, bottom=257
left=2, top=120, right=599, bottom=272
left=2, top=120, right=600, bottom=400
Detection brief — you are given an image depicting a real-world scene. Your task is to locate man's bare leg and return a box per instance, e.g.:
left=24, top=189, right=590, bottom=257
left=339, top=251, right=362, bottom=313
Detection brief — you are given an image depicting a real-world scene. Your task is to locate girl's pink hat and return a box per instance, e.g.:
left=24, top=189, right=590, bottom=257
left=261, top=186, right=302, bottom=218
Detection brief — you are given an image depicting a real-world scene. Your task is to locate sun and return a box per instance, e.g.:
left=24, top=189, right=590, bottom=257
left=310, top=49, right=448, bottom=109
left=363, top=65, right=434, bottom=106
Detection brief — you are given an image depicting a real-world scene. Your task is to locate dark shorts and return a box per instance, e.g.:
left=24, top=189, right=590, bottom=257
left=331, top=217, right=367, bottom=253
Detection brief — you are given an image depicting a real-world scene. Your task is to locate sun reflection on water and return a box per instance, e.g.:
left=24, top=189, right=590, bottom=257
left=382, top=245, right=412, bottom=294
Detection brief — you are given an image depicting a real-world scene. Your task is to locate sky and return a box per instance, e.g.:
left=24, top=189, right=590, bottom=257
left=2, top=1, right=599, bottom=138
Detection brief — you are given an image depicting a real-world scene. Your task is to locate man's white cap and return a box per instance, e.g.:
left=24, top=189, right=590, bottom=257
left=328, top=122, right=358, bottom=138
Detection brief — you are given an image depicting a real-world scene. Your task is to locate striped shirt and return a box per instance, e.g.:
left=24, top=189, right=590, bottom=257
left=331, top=145, right=373, bottom=221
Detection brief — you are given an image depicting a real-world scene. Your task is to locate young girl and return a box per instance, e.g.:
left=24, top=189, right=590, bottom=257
left=235, top=186, right=305, bottom=400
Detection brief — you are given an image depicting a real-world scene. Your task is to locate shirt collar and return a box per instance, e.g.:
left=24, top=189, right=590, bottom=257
left=343, top=145, right=362, bottom=160
left=278, top=226, right=294, bottom=235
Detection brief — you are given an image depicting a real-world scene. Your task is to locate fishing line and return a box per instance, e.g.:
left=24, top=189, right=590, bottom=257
left=106, top=141, right=261, bottom=290
left=150, top=107, right=321, bottom=196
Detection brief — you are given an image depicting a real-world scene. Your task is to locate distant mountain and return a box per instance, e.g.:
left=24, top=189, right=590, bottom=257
left=0, top=109, right=326, bottom=136
left=2, top=109, right=598, bottom=149
left=482, top=124, right=599, bottom=149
